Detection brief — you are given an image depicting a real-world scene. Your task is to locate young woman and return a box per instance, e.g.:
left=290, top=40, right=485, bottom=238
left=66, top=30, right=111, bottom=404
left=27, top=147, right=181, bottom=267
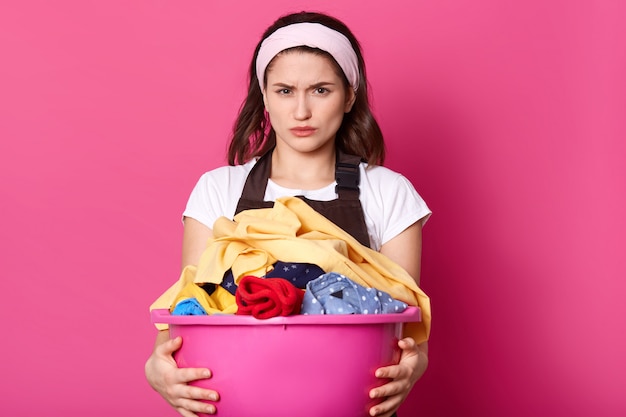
left=145, top=11, right=431, bottom=417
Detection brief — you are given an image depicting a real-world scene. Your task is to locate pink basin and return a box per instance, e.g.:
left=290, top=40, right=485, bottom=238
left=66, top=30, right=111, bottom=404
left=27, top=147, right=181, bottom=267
left=151, top=307, right=421, bottom=417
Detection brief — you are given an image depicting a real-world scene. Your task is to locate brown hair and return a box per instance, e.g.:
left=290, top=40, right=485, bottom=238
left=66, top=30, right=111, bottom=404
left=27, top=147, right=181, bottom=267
left=227, top=11, right=385, bottom=166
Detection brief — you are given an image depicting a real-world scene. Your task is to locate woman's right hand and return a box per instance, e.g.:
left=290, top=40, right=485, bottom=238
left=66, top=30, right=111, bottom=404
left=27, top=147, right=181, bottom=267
left=145, top=330, right=219, bottom=416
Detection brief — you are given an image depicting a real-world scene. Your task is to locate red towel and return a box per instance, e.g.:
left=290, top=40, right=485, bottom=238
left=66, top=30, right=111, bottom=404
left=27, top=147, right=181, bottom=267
left=236, top=275, right=304, bottom=319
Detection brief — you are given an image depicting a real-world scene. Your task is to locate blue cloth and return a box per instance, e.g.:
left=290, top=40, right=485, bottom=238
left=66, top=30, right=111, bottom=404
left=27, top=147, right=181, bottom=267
left=220, top=262, right=325, bottom=295
left=221, top=270, right=238, bottom=295
left=301, top=272, right=408, bottom=315
left=264, top=261, right=325, bottom=288
left=171, top=298, right=208, bottom=315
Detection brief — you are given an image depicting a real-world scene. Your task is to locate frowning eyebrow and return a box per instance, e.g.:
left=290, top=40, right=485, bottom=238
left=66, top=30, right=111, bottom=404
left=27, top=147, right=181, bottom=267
left=270, top=81, right=338, bottom=89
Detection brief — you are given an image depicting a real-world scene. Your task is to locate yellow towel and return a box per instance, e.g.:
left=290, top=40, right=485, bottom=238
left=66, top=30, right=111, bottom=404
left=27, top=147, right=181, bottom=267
left=150, top=196, right=431, bottom=343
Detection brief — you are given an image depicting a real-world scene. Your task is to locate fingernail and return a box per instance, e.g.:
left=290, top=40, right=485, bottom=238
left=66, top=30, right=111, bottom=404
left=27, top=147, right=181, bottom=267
left=206, top=405, right=216, bottom=414
left=203, top=370, right=211, bottom=378
left=369, top=390, right=377, bottom=399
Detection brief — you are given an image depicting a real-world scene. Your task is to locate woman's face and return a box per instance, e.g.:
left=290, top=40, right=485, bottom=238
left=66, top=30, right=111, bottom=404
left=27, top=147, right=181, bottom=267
left=263, top=51, right=355, bottom=157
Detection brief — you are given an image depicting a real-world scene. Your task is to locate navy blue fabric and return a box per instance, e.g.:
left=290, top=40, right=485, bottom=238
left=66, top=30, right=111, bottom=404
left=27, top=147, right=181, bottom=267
left=264, top=261, right=325, bottom=288
left=220, top=262, right=325, bottom=295
left=221, top=270, right=238, bottom=295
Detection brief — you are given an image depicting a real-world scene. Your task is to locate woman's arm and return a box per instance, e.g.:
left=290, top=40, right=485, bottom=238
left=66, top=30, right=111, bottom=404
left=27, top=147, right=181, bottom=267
left=369, top=220, right=429, bottom=417
left=145, top=217, right=219, bottom=416
left=181, top=217, right=214, bottom=269
left=380, top=221, right=422, bottom=282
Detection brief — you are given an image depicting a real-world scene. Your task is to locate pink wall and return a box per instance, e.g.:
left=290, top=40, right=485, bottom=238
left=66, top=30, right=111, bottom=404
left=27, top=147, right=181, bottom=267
left=1, top=1, right=624, bottom=416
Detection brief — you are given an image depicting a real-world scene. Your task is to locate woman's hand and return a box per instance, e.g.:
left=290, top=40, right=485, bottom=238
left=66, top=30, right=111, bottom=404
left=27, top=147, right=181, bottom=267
left=368, top=338, right=428, bottom=417
left=145, top=331, right=220, bottom=417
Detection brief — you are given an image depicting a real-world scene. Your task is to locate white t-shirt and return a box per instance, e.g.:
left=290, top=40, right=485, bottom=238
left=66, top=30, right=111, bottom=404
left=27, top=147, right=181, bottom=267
left=183, top=159, right=431, bottom=251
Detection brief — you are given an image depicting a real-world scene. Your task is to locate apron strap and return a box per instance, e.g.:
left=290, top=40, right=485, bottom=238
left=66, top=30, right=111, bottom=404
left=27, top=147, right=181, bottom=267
left=238, top=147, right=362, bottom=203
left=335, top=151, right=362, bottom=201
left=237, top=149, right=273, bottom=203
left=233, top=147, right=370, bottom=247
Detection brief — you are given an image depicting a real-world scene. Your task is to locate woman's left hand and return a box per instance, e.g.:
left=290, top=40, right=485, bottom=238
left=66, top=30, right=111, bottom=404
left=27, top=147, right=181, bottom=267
left=368, top=338, right=428, bottom=417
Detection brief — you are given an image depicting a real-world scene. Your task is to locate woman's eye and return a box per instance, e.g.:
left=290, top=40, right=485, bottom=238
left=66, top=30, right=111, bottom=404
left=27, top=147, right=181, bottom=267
left=277, top=89, right=291, bottom=95
left=315, top=87, right=329, bottom=94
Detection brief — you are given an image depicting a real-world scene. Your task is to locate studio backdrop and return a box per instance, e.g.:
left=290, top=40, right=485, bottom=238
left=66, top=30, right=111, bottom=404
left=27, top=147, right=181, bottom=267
left=1, top=1, right=624, bottom=416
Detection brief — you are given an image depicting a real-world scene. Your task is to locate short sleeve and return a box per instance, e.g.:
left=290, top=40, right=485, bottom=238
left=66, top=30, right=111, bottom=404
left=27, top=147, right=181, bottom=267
left=380, top=175, right=431, bottom=246
left=182, top=164, right=252, bottom=229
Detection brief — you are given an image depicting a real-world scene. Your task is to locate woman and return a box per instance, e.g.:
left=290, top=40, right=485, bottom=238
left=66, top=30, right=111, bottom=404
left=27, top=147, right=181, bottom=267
left=145, top=11, right=431, bottom=417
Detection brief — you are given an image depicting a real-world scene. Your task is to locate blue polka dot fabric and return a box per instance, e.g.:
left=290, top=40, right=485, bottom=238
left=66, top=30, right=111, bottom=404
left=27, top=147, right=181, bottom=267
left=301, top=272, right=408, bottom=315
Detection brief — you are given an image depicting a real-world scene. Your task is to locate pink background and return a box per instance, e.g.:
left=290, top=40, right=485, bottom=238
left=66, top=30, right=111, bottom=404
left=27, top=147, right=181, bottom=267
left=1, top=1, right=625, bottom=416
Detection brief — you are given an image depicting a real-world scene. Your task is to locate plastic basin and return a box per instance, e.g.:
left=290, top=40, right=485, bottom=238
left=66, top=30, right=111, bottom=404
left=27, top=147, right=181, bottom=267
left=151, top=307, right=421, bottom=417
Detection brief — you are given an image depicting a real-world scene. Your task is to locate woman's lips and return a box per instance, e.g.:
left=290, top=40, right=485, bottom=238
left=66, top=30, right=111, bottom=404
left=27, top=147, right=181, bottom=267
left=290, top=127, right=317, bottom=137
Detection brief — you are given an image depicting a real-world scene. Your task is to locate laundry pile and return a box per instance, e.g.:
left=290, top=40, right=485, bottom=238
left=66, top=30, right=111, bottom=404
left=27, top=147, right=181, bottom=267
left=150, top=197, right=431, bottom=343
left=170, top=267, right=409, bottom=319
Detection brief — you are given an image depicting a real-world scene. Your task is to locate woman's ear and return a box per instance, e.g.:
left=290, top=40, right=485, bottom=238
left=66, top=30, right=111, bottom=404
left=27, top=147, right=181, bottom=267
left=344, top=88, right=356, bottom=113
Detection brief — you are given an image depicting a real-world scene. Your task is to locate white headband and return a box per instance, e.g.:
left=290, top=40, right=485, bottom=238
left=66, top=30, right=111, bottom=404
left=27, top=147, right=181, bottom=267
left=255, top=22, right=360, bottom=92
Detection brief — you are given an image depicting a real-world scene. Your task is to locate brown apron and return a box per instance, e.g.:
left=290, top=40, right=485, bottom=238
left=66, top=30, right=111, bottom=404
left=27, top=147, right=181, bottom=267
left=234, top=150, right=401, bottom=417
left=234, top=148, right=371, bottom=248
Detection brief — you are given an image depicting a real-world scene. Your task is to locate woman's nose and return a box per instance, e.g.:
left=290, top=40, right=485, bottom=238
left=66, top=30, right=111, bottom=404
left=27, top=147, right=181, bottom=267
left=293, top=95, right=312, bottom=120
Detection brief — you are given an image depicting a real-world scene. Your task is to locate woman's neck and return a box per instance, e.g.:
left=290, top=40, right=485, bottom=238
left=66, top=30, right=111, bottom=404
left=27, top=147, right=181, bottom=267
left=270, top=146, right=336, bottom=190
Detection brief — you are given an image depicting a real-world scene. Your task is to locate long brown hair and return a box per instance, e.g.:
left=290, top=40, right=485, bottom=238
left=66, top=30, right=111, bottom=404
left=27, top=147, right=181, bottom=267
left=227, top=11, right=385, bottom=166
